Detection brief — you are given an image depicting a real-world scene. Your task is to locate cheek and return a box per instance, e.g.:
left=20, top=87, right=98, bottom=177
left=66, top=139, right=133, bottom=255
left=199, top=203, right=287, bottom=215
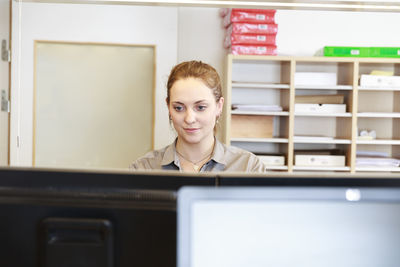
left=170, top=112, right=183, bottom=125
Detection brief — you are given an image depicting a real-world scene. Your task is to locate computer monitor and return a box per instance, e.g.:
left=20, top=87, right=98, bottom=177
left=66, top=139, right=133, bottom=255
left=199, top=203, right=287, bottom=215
left=0, top=167, right=216, bottom=267
left=178, top=186, right=400, bottom=267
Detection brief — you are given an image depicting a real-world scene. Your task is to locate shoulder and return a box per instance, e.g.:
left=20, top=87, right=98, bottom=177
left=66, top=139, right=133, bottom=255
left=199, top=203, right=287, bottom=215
left=216, top=141, right=266, bottom=173
left=129, top=145, right=170, bottom=170
left=223, top=143, right=258, bottom=161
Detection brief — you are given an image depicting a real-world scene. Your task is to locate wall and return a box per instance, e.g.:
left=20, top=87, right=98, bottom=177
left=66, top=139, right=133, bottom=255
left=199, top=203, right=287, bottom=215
left=10, top=4, right=400, bottom=166
left=276, top=10, right=400, bottom=56
left=11, top=2, right=178, bottom=166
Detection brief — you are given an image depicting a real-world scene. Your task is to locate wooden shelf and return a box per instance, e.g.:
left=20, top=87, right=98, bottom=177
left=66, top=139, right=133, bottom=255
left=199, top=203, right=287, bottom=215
left=266, top=166, right=288, bottom=171
left=232, top=82, right=290, bottom=89
left=356, top=167, right=400, bottom=172
left=225, top=54, right=400, bottom=174
left=358, top=86, right=400, bottom=91
left=294, top=112, right=352, bottom=117
left=295, top=85, right=353, bottom=90
left=294, top=138, right=351, bottom=144
left=357, top=112, right=400, bottom=118
left=293, top=166, right=351, bottom=171
left=356, top=139, right=400, bottom=145
left=231, top=111, right=289, bottom=116
left=231, top=137, right=289, bottom=143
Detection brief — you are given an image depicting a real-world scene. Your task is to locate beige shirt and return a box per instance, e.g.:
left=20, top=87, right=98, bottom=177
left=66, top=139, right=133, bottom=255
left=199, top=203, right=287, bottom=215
left=130, top=138, right=266, bottom=173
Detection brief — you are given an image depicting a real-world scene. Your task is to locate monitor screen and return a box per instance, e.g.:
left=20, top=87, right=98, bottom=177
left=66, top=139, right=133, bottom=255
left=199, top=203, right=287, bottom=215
left=178, top=186, right=400, bottom=267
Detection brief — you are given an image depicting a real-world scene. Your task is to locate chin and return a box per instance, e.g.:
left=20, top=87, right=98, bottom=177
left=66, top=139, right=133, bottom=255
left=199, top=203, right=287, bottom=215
left=181, top=135, right=203, bottom=144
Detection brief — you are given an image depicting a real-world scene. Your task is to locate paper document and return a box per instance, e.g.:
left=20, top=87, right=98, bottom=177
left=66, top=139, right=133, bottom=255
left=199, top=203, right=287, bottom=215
left=232, top=104, right=283, bottom=112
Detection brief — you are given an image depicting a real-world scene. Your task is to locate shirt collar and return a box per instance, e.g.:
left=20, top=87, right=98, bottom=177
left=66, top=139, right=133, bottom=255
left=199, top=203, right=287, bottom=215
left=161, top=139, right=179, bottom=167
left=161, top=138, right=227, bottom=169
left=210, top=138, right=227, bottom=166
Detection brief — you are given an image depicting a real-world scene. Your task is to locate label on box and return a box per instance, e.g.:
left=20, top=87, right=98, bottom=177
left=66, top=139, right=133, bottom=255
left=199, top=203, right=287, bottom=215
left=294, top=104, right=346, bottom=113
left=295, top=155, right=345, bottom=167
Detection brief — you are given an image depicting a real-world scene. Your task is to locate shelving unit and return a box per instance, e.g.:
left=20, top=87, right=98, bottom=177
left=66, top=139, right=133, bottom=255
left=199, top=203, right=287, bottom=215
left=224, top=54, right=400, bottom=173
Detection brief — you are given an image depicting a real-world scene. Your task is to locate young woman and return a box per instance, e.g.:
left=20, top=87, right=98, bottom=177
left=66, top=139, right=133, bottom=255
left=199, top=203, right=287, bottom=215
left=130, top=60, right=266, bottom=173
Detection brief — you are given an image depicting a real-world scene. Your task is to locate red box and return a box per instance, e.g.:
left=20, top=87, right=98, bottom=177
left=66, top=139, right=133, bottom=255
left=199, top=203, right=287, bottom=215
left=229, top=23, right=278, bottom=35
left=224, top=33, right=276, bottom=48
left=223, top=9, right=276, bottom=27
left=231, top=45, right=277, bottom=55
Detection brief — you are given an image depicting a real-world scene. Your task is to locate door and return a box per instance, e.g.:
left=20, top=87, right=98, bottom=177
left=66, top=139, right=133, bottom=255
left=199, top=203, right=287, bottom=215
left=33, top=41, right=155, bottom=169
left=0, top=0, right=10, bottom=166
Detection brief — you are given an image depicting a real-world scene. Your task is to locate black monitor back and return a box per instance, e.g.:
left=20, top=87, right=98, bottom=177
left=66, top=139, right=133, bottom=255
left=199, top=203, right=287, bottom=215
left=0, top=167, right=216, bottom=267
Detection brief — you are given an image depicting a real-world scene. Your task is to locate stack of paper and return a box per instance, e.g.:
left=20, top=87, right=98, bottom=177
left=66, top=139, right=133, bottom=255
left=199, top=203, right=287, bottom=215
left=356, top=157, right=400, bottom=167
left=232, top=104, right=283, bottom=112
left=356, top=150, right=400, bottom=167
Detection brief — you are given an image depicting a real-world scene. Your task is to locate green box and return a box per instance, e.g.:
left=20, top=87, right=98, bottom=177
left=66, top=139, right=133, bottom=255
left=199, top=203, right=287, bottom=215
left=369, top=47, right=400, bottom=58
left=323, top=46, right=400, bottom=58
left=323, top=46, right=370, bottom=57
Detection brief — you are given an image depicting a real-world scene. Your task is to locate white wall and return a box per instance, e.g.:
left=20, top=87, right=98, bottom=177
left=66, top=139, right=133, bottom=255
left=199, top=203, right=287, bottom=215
left=10, top=4, right=400, bottom=166
left=276, top=10, right=400, bottom=56
left=177, top=7, right=226, bottom=76
left=11, top=2, right=178, bottom=166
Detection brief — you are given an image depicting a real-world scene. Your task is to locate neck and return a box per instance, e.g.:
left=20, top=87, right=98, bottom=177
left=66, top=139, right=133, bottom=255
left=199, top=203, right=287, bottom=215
left=176, top=136, right=215, bottom=163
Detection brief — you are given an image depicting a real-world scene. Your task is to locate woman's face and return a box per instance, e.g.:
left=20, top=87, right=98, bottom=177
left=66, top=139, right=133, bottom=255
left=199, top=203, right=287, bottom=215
left=168, top=77, right=224, bottom=145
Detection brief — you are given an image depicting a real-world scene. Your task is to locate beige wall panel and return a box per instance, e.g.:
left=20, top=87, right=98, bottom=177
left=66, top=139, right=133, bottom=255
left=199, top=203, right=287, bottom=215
left=34, top=41, right=154, bottom=169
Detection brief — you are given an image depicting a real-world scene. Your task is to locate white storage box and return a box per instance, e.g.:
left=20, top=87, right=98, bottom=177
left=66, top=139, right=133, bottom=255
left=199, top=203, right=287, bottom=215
left=258, top=155, right=285, bottom=166
left=294, top=103, right=346, bottom=113
left=360, top=74, right=400, bottom=88
left=294, top=72, right=337, bottom=86
left=295, top=155, right=345, bottom=167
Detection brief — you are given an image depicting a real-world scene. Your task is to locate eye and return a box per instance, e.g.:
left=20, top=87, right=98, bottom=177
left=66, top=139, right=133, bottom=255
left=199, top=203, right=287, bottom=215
left=173, top=105, right=184, bottom=112
left=196, top=105, right=207, bottom=111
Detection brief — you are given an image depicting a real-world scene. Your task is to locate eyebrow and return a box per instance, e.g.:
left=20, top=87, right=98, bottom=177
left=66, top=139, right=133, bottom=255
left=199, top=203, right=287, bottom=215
left=172, top=100, right=208, bottom=105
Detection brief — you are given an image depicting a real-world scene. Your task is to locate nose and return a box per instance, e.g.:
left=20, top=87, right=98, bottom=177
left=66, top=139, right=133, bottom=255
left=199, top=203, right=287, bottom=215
left=184, top=109, right=196, bottom=124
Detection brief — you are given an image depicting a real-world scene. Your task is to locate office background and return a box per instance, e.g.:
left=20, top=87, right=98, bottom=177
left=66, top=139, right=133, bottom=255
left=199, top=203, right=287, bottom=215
left=2, top=1, right=400, bottom=167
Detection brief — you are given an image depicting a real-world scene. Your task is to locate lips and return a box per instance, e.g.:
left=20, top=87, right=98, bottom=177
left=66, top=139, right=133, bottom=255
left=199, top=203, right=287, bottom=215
left=184, top=128, right=199, bottom=133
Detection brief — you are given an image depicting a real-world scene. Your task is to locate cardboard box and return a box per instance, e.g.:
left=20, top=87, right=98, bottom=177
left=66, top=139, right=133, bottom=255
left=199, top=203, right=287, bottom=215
left=360, top=74, right=400, bottom=87
left=295, top=155, right=345, bottom=167
left=294, top=72, right=337, bottom=86
left=257, top=155, right=285, bottom=166
left=294, top=103, right=346, bottom=113
left=295, top=94, right=344, bottom=104
left=231, top=115, right=273, bottom=138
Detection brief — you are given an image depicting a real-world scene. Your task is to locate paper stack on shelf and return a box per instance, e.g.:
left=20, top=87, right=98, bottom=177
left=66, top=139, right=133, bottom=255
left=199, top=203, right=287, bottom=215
left=220, top=8, right=278, bottom=55
left=356, top=150, right=400, bottom=167
left=356, top=157, right=400, bottom=167
left=232, top=104, right=283, bottom=112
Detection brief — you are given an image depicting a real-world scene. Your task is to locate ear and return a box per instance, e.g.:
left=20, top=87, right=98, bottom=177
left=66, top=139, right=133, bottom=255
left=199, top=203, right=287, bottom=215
left=217, top=97, right=224, bottom=116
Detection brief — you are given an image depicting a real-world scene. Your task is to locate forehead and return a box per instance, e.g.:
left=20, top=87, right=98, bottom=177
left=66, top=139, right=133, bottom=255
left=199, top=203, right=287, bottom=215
left=170, top=78, right=215, bottom=103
